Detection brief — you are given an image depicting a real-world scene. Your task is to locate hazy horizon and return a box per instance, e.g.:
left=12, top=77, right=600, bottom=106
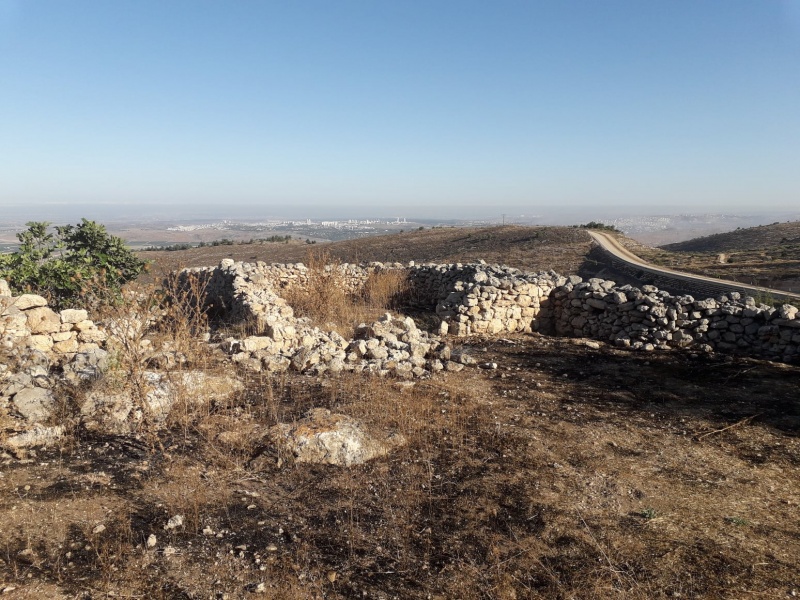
left=2, top=201, right=800, bottom=229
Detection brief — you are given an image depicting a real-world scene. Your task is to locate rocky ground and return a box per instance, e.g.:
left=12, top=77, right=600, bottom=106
left=1, top=329, right=798, bottom=599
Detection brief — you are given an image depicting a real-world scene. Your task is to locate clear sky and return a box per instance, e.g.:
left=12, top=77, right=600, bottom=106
left=1, top=1, right=799, bottom=219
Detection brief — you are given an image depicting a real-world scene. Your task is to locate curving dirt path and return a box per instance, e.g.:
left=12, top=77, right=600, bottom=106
left=588, top=230, right=800, bottom=303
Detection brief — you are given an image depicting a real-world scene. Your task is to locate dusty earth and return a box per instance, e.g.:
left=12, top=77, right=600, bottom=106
left=1, top=332, right=798, bottom=599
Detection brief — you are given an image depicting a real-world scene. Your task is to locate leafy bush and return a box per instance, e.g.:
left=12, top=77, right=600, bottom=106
left=0, top=219, right=146, bottom=309
left=141, top=243, right=194, bottom=252
left=576, top=221, right=620, bottom=232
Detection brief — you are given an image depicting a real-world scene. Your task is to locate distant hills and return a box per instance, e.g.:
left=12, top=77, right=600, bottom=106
left=662, top=220, right=800, bottom=253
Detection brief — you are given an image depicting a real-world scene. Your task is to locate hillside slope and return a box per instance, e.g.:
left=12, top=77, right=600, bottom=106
left=662, top=220, right=800, bottom=252
left=137, top=225, right=594, bottom=282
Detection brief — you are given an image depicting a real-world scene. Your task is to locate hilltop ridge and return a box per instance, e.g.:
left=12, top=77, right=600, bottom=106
left=661, top=220, right=800, bottom=253
left=137, top=225, right=594, bottom=281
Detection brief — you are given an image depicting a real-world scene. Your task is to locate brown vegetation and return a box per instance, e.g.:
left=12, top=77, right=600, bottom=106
left=135, top=226, right=594, bottom=285
left=3, top=333, right=798, bottom=598
left=283, top=251, right=410, bottom=339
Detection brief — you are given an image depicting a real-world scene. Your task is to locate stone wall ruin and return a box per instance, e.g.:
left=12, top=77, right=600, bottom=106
left=181, top=259, right=800, bottom=365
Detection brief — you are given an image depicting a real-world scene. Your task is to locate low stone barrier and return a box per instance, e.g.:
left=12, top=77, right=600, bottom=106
left=1, top=280, right=109, bottom=442
left=551, top=278, right=800, bottom=362
left=179, top=260, right=800, bottom=364
left=1, top=282, right=106, bottom=358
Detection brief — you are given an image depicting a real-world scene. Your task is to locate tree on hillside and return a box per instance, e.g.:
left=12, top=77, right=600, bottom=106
left=0, top=219, right=147, bottom=309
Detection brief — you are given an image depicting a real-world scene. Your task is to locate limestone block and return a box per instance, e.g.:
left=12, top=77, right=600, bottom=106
left=779, top=304, right=798, bottom=320
left=76, top=342, right=101, bottom=354
left=240, top=336, right=273, bottom=353
left=28, top=334, right=54, bottom=352
left=26, top=307, right=62, bottom=334
left=53, top=338, right=79, bottom=354
left=60, top=308, right=89, bottom=324
left=78, top=328, right=107, bottom=344
left=1, top=312, right=28, bottom=333
left=51, top=331, right=73, bottom=342
left=13, top=294, right=48, bottom=311
left=13, top=387, right=55, bottom=422
left=3, top=424, right=65, bottom=449
left=268, top=408, right=405, bottom=467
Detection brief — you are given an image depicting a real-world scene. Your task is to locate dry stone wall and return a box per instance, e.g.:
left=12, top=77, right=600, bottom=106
left=183, top=260, right=800, bottom=364
left=407, top=262, right=562, bottom=335
left=1, top=279, right=110, bottom=445
left=1, top=288, right=106, bottom=357
left=551, top=278, right=800, bottom=362
left=179, top=260, right=459, bottom=378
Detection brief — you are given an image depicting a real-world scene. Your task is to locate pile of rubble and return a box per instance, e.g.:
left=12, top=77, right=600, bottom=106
left=183, top=259, right=466, bottom=378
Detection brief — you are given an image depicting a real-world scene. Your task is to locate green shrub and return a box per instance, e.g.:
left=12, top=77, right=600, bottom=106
left=0, top=219, right=146, bottom=309
left=578, top=221, right=620, bottom=232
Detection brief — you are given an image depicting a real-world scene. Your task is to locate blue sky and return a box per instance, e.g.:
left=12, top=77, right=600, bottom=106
left=1, top=1, right=799, bottom=219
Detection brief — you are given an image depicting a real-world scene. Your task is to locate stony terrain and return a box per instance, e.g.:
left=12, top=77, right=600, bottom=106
left=1, top=230, right=799, bottom=599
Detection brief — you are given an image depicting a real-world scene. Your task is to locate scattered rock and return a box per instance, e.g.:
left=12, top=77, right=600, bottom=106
left=12, top=387, right=55, bottom=422
left=164, top=515, right=184, bottom=531
left=2, top=425, right=65, bottom=450
left=267, top=408, right=406, bottom=467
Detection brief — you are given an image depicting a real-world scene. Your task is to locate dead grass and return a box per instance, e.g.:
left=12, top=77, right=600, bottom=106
left=2, top=334, right=799, bottom=598
left=284, top=250, right=410, bottom=337
left=135, top=225, right=594, bottom=286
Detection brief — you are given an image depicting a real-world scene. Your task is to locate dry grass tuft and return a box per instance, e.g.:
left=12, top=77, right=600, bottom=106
left=285, top=250, right=411, bottom=337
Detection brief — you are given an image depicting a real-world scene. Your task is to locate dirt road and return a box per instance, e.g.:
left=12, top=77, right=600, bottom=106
left=587, top=230, right=800, bottom=303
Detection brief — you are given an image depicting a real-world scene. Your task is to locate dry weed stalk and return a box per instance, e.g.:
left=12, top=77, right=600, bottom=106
left=285, top=250, right=410, bottom=337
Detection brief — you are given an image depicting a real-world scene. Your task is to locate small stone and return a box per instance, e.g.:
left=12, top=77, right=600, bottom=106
left=92, top=524, right=106, bottom=534
left=164, top=514, right=184, bottom=530
left=146, top=534, right=157, bottom=548
left=60, top=308, right=88, bottom=324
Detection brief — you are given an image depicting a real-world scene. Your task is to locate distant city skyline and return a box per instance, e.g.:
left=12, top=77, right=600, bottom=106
left=2, top=1, right=799, bottom=215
